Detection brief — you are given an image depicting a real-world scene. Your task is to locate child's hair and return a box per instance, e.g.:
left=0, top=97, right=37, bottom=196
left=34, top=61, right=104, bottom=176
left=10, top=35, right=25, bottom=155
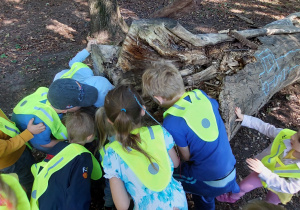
left=0, top=175, right=17, bottom=210
left=242, top=200, right=285, bottom=210
left=95, top=107, right=115, bottom=147
left=142, top=62, right=185, bottom=100
left=65, top=111, right=95, bottom=144
left=103, top=85, right=156, bottom=167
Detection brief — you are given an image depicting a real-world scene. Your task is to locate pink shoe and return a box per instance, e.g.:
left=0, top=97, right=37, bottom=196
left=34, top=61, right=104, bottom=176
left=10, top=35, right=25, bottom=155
left=216, top=193, right=239, bottom=203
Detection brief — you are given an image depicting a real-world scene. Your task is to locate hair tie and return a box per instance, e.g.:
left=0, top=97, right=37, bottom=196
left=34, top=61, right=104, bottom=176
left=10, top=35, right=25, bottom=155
left=121, top=108, right=126, bottom=112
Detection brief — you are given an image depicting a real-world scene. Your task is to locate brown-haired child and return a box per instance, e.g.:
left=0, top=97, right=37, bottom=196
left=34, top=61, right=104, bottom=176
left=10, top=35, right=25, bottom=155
left=30, top=111, right=101, bottom=210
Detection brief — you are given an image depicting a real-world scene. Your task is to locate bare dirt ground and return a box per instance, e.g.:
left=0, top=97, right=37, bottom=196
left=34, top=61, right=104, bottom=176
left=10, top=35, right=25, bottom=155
left=1, top=0, right=300, bottom=209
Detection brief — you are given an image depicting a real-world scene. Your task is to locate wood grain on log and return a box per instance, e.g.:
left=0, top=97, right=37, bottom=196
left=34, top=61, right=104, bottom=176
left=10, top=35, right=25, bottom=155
left=220, top=33, right=300, bottom=139
left=228, top=30, right=258, bottom=50
left=183, top=65, right=218, bottom=86
left=92, top=12, right=300, bottom=140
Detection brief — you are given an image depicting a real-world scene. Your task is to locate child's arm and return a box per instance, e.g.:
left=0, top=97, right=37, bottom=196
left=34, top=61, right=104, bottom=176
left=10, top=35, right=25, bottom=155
left=162, top=128, right=180, bottom=167
left=68, top=40, right=97, bottom=67
left=177, top=146, right=191, bottom=161
left=235, top=107, right=282, bottom=139
left=168, top=147, right=180, bottom=168
left=0, top=118, right=45, bottom=157
left=247, top=158, right=300, bottom=194
left=110, top=177, right=131, bottom=210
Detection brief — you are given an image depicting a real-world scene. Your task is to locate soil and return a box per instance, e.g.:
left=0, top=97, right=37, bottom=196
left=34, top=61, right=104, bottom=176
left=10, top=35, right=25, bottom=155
left=1, top=0, right=300, bottom=209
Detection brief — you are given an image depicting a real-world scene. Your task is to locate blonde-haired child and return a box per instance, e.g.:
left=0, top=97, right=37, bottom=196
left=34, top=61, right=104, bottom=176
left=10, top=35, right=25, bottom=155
left=97, top=85, right=187, bottom=210
left=30, top=111, right=101, bottom=210
left=217, top=107, right=300, bottom=205
left=142, top=64, right=239, bottom=209
left=0, top=173, right=30, bottom=210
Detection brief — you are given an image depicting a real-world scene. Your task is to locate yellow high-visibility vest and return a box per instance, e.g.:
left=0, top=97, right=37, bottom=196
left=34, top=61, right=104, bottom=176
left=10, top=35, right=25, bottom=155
left=261, top=129, right=298, bottom=204
left=163, top=89, right=219, bottom=142
left=60, top=62, right=89, bottom=79
left=13, top=87, right=67, bottom=140
left=0, top=109, right=20, bottom=138
left=0, top=109, right=32, bottom=150
left=109, top=125, right=172, bottom=192
left=30, top=143, right=102, bottom=210
left=0, top=173, right=30, bottom=210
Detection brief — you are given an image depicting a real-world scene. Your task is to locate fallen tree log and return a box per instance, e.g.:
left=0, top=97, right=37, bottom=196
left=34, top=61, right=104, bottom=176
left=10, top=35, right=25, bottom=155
left=92, top=12, right=300, bottom=139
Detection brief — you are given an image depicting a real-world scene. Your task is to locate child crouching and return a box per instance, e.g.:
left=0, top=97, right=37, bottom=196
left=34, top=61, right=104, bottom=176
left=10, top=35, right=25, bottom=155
left=142, top=63, right=239, bottom=210
left=97, top=85, right=188, bottom=210
left=30, top=111, right=102, bottom=210
left=217, top=107, right=300, bottom=205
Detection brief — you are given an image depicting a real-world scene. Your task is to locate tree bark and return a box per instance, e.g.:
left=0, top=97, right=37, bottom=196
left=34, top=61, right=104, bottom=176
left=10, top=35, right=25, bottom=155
left=91, top=12, right=300, bottom=139
left=88, top=0, right=128, bottom=45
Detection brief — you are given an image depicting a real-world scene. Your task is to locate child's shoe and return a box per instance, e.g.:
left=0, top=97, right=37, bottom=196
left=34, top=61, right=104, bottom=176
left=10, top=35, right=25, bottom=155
left=216, top=193, right=239, bottom=203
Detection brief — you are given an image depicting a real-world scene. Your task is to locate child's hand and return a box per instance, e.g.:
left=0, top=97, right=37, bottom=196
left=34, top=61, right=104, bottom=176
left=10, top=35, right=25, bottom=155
left=246, top=158, right=264, bottom=174
left=235, top=107, right=244, bottom=121
left=27, top=118, right=46, bottom=135
left=86, top=40, right=97, bottom=53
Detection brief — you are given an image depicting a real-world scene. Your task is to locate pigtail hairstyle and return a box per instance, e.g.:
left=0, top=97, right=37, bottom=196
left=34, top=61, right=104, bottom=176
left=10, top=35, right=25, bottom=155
left=104, top=85, right=157, bottom=169
left=0, top=175, right=17, bottom=210
left=95, top=107, right=115, bottom=149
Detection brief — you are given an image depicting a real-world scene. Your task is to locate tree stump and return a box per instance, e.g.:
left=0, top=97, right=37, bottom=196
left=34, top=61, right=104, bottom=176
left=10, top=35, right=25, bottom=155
left=92, top=12, right=300, bottom=139
left=88, top=0, right=128, bottom=44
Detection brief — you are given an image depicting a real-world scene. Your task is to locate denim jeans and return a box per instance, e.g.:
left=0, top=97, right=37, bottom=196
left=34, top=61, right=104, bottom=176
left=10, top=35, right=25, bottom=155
left=1, top=147, right=35, bottom=197
left=104, top=178, right=114, bottom=207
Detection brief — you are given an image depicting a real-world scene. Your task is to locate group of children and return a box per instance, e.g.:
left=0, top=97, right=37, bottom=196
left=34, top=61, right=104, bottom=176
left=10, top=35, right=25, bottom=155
left=0, top=40, right=299, bottom=210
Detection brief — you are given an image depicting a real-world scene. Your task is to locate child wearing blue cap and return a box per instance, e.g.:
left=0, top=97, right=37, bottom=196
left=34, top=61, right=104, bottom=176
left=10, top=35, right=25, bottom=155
left=12, top=78, right=98, bottom=152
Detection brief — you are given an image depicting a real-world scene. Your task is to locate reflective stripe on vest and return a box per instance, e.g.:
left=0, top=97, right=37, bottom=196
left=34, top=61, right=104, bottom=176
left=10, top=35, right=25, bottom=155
left=163, top=90, right=219, bottom=142
left=109, top=125, right=171, bottom=192
left=0, top=110, right=20, bottom=138
left=262, top=129, right=299, bottom=178
left=60, top=62, right=89, bottom=79
left=0, top=109, right=32, bottom=150
left=0, top=174, right=30, bottom=210
left=13, top=87, right=68, bottom=140
left=30, top=144, right=102, bottom=210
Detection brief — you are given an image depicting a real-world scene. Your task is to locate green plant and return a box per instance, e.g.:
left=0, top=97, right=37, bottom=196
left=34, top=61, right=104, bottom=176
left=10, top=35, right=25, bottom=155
left=0, top=54, right=8, bottom=58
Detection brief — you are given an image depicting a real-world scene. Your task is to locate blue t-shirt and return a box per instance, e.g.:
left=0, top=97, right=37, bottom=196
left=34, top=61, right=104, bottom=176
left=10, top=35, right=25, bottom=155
left=53, top=49, right=114, bottom=107
left=163, top=90, right=236, bottom=181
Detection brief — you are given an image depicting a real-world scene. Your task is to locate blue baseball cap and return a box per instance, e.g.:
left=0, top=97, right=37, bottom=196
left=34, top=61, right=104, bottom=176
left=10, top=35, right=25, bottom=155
left=48, top=78, right=98, bottom=109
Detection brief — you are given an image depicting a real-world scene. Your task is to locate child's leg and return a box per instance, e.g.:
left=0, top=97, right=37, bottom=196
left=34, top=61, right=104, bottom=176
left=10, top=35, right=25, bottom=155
left=265, top=191, right=281, bottom=205
left=217, top=172, right=263, bottom=202
left=233, top=172, right=263, bottom=199
left=193, top=194, right=215, bottom=210
left=174, top=165, right=239, bottom=209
